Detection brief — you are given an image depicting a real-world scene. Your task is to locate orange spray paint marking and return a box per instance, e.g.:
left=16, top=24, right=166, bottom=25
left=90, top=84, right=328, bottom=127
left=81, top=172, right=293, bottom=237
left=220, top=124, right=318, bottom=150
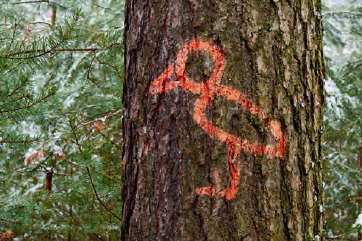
left=150, top=40, right=287, bottom=200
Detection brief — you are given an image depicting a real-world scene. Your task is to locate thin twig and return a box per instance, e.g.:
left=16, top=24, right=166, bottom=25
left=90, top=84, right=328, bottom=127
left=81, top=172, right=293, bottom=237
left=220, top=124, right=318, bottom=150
left=3, top=13, right=79, bottom=60
left=94, top=54, right=123, bottom=83
left=8, top=39, right=64, bottom=60
left=99, top=131, right=122, bottom=151
left=8, top=77, right=29, bottom=97
left=0, top=138, right=39, bottom=144
left=2, top=59, right=26, bottom=75
left=9, top=22, right=17, bottom=48
left=2, top=43, right=122, bottom=58
left=85, top=166, right=122, bottom=221
left=86, top=53, right=107, bottom=89
left=29, top=21, right=56, bottom=29
left=79, top=109, right=122, bottom=128
left=0, top=218, right=21, bottom=224
left=13, top=0, right=67, bottom=9
left=0, top=91, right=56, bottom=114
left=68, top=119, right=83, bottom=156
left=92, top=232, right=105, bottom=241
left=85, top=0, right=111, bottom=10
left=0, top=63, right=8, bottom=72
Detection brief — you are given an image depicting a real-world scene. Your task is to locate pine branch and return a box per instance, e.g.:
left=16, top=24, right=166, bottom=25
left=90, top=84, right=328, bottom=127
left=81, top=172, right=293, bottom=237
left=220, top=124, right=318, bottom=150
left=2, top=43, right=122, bottom=58
left=13, top=0, right=67, bottom=9
left=0, top=218, right=21, bottom=224
left=99, top=131, right=122, bottom=151
left=8, top=77, right=29, bottom=97
left=85, top=166, right=122, bottom=222
left=68, top=119, right=83, bottom=156
left=0, top=91, right=56, bottom=114
left=79, top=109, right=122, bottom=128
left=3, top=12, right=80, bottom=60
left=0, top=138, right=39, bottom=144
left=87, top=53, right=107, bottom=89
left=8, top=22, right=17, bottom=49
left=0, top=63, right=7, bottom=72
left=91, top=233, right=105, bottom=241
left=324, top=11, right=362, bottom=17
left=94, top=54, right=123, bottom=83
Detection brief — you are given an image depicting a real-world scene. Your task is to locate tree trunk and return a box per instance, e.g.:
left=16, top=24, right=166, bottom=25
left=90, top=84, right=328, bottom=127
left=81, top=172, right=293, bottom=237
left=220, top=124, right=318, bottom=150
left=122, top=0, right=324, bottom=240
left=45, top=170, right=53, bottom=193
left=51, top=6, right=56, bottom=26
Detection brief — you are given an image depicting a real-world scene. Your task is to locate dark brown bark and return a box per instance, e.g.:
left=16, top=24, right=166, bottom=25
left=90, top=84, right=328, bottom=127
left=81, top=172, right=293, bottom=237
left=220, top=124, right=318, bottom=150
left=51, top=7, right=56, bottom=26
left=122, top=0, right=324, bottom=240
left=45, top=170, right=53, bottom=193
left=43, top=169, right=53, bottom=233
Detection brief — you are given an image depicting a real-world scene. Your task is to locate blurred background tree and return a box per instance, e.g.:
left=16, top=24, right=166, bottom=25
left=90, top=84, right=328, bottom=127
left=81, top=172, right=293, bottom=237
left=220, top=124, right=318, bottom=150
left=323, top=0, right=362, bottom=239
left=0, top=0, right=124, bottom=240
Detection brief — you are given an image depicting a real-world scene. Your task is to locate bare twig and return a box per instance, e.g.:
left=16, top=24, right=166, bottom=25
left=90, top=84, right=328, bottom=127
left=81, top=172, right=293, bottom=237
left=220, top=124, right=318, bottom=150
left=85, top=166, right=122, bottom=222
left=0, top=91, right=56, bottom=114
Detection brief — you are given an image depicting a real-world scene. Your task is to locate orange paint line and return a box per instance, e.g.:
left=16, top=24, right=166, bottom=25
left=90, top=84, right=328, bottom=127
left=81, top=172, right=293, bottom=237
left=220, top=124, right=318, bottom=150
left=150, top=40, right=287, bottom=200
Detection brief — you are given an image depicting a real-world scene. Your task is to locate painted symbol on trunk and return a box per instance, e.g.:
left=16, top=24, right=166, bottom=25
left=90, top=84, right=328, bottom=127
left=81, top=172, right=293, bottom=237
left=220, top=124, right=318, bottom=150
left=150, top=40, right=287, bottom=200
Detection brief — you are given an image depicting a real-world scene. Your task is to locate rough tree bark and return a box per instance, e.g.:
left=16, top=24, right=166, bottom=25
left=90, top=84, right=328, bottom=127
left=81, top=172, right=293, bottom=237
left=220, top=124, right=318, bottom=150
left=122, top=0, right=324, bottom=240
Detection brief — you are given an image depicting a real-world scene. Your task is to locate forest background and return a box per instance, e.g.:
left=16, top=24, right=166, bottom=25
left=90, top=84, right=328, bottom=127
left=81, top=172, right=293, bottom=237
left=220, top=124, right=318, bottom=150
left=0, top=0, right=361, bottom=240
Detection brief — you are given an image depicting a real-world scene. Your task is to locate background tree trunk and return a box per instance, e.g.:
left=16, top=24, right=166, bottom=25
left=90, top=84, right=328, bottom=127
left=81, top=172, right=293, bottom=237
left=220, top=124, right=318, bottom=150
left=122, top=0, right=324, bottom=240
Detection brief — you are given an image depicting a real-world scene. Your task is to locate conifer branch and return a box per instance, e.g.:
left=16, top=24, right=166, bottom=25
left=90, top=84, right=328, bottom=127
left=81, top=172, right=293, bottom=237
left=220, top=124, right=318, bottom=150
left=85, top=166, right=122, bottom=222
left=0, top=91, right=56, bottom=114
left=99, top=132, right=122, bottom=151
left=94, top=55, right=123, bottom=83
left=3, top=12, right=79, bottom=60
left=13, top=0, right=67, bottom=9
left=8, top=77, right=29, bottom=97
left=0, top=218, right=21, bottom=224
left=0, top=63, right=7, bottom=72
left=86, top=53, right=107, bottom=89
left=68, top=119, right=83, bottom=156
left=91, top=233, right=105, bottom=241
left=9, top=22, right=17, bottom=49
left=0, top=138, right=39, bottom=144
left=2, top=43, right=122, bottom=58
left=79, top=109, right=122, bottom=128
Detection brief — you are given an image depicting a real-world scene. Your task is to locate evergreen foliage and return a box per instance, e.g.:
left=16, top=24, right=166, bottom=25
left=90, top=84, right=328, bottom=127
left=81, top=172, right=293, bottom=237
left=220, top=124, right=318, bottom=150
left=0, top=1, right=124, bottom=239
left=323, top=0, right=362, bottom=239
